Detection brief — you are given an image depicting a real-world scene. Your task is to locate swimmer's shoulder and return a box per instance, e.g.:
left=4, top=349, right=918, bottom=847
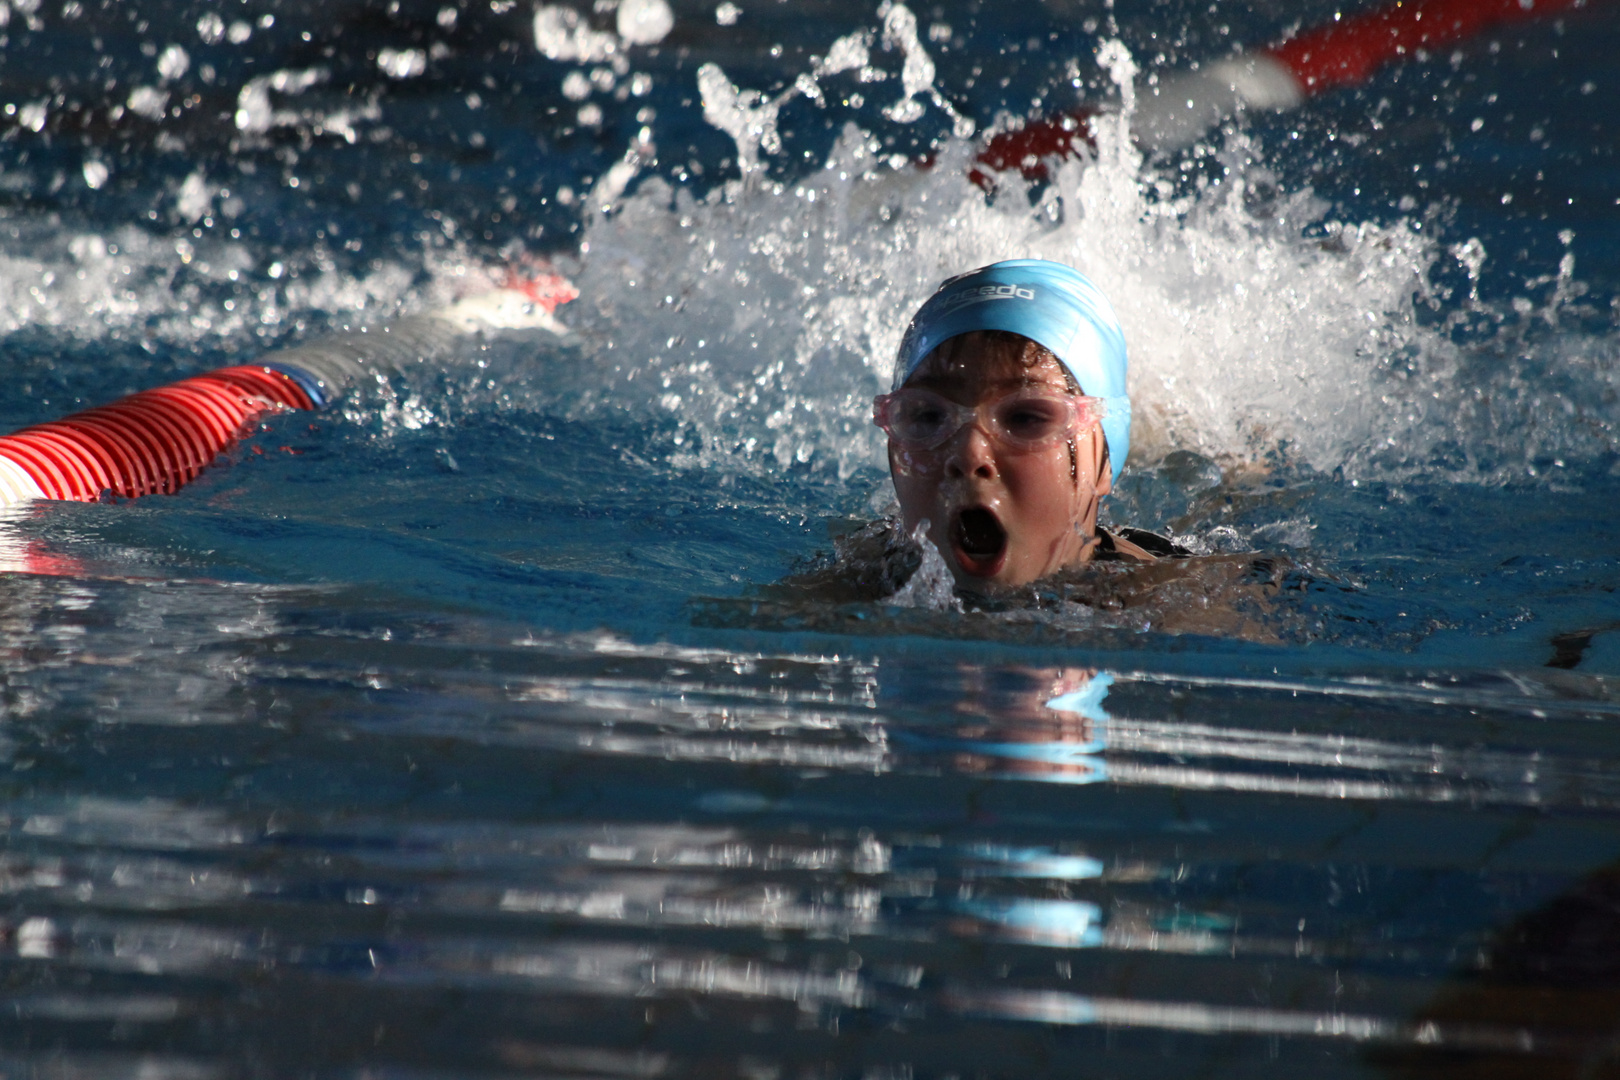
left=1094, top=526, right=1193, bottom=562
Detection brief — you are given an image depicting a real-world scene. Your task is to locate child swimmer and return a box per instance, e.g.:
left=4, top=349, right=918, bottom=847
left=877, top=258, right=1181, bottom=586
left=771, top=258, right=1307, bottom=642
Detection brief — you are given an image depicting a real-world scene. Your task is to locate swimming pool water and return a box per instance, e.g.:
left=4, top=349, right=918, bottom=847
left=0, top=0, right=1618, bottom=1076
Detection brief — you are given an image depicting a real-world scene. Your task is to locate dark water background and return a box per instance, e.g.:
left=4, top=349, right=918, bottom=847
left=0, top=0, right=1618, bottom=1076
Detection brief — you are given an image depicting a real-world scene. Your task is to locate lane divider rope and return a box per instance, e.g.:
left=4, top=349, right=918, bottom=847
left=0, top=272, right=578, bottom=511
left=0, top=365, right=316, bottom=505
left=974, top=0, right=1601, bottom=182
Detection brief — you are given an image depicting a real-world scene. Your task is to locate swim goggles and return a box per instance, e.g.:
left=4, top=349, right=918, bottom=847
left=872, top=388, right=1105, bottom=453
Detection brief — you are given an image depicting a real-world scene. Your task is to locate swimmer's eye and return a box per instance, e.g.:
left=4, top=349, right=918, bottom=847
left=994, top=398, right=1069, bottom=442
left=892, top=400, right=952, bottom=438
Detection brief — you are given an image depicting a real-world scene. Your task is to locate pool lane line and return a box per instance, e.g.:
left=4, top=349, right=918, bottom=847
left=0, top=271, right=577, bottom=511
left=973, top=0, right=1602, bottom=184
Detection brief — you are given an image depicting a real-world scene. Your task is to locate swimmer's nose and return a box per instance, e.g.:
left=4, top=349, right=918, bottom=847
left=944, top=422, right=998, bottom=480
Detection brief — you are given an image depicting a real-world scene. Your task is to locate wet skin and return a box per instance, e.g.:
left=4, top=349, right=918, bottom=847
left=888, top=334, right=1111, bottom=589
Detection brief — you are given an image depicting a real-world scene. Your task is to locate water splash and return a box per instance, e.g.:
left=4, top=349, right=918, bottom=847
left=886, top=521, right=960, bottom=611
left=696, top=64, right=784, bottom=178
left=695, top=4, right=967, bottom=182
left=532, top=6, right=622, bottom=63
left=534, top=0, right=671, bottom=63
left=0, top=217, right=505, bottom=349
left=876, top=1, right=972, bottom=135
left=0, top=14, right=1611, bottom=490
left=574, top=31, right=1619, bottom=487
left=616, top=0, right=674, bottom=46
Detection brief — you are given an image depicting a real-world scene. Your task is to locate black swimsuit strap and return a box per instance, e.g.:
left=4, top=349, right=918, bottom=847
left=1094, top=526, right=1192, bottom=560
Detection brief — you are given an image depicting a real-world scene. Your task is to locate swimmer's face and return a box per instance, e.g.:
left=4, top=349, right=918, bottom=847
left=887, top=332, right=1110, bottom=589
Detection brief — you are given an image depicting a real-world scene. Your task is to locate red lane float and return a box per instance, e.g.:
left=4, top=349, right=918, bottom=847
left=0, top=272, right=579, bottom=511
left=1270, top=0, right=1592, bottom=95
left=974, top=0, right=1604, bottom=181
left=0, top=365, right=315, bottom=506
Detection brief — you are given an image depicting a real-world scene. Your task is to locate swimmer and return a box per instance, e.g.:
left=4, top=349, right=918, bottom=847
left=877, top=258, right=1181, bottom=587
left=763, top=259, right=1313, bottom=643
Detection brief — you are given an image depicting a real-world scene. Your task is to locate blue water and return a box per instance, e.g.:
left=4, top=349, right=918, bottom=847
left=0, top=0, right=1618, bottom=1076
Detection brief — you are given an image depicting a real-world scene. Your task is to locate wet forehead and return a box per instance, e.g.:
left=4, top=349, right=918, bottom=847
left=903, top=333, right=1073, bottom=399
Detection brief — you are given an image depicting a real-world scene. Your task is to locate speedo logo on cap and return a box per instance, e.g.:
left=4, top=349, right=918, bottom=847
left=936, top=283, right=1036, bottom=314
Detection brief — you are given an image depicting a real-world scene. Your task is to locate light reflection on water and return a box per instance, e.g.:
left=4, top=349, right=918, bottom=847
left=0, top=608, right=1617, bottom=1073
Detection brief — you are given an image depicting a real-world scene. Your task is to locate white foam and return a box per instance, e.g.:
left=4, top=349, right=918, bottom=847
left=533, top=5, right=620, bottom=63
left=694, top=4, right=967, bottom=184
left=126, top=86, right=169, bottom=122
left=616, top=0, right=674, bottom=46
left=879, top=3, right=931, bottom=123
left=821, top=32, right=870, bottom=77
left=157, top=44, right=190, bottom=82
left=0, top=218, right=501, bottom=354
left=377, top=47, right=428, bottom=80
left=697, top=64, right=785, bottom=177
left=81, top=161, right=110, bottom=192
left=174, top=171, right=213, bottom=223
left=196, top=13, right=224, bottom=45
left=234, top=67, right=330, bottom=135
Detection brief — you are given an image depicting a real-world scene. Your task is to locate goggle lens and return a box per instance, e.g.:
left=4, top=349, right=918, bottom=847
left=991, top=396, right=1073, bottom=447
left=887, top=395, right=957, bottom=445
left=874, top=389, right=1101, bottom=452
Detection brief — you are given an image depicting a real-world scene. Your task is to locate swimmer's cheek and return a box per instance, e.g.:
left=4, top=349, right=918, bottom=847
left=890, top=447, right=941, bottom=477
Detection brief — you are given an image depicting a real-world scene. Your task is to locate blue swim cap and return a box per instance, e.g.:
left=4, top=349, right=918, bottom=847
left=894, top=259, right=1131, bottom=483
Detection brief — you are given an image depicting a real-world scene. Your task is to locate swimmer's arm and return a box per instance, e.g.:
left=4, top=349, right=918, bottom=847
left=767, top=520, right=910, bottom=603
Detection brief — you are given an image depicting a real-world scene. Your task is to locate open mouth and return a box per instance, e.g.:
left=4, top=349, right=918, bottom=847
left=951, top=507, right=1008, bottom=577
